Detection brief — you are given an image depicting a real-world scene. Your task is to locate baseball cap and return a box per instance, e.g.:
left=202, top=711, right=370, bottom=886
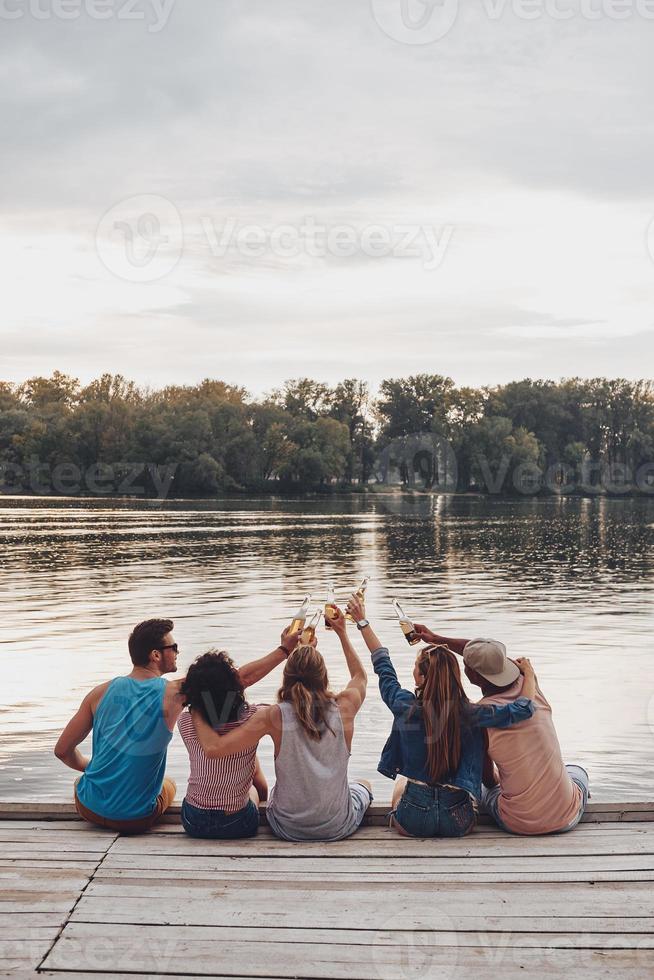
left=463, top=638, right=520, bottom=687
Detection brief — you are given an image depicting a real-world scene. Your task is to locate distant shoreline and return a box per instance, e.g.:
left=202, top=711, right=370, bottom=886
left=1, top=486, right=654, bottom=503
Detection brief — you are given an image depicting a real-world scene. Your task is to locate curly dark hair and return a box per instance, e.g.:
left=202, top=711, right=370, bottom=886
left=181, top=650, right=248, bottom=726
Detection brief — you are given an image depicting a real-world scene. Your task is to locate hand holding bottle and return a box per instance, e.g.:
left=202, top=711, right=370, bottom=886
left=327, top=606, right=347, bottom=636
left=346, top=595, right=365, bottom=624
left=413, top=623, right=438, bottom=644
left=280, top=626, right=302, bottom=656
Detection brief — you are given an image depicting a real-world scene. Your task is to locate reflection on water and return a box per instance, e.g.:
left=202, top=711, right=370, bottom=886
left=1, top=494, right=653, bottom=803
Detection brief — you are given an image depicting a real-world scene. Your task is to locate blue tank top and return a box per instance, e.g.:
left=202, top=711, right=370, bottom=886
left=76, top=676, right=173, bottom=821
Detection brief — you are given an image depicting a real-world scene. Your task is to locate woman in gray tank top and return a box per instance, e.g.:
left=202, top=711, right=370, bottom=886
left=192, top=607, right=372, bottom=842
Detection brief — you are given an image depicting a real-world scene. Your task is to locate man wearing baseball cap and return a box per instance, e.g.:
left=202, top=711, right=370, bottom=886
left=414, top=626, right=589, bottom=835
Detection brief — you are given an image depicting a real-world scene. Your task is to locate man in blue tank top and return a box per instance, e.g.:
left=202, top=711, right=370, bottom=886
left=55, top=618, right=184, bottom=833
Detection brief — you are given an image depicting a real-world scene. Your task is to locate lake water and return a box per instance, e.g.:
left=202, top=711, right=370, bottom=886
left=1, top=493, right=653, bottom=804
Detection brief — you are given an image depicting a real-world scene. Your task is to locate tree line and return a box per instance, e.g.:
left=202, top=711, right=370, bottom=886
left=1, top=372, right=653, bottom=496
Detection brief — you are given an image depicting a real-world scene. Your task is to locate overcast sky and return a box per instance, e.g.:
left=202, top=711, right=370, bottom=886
left=2, top=0, right=654, bottom=395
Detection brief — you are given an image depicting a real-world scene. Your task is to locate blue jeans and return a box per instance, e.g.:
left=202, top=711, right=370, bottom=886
left=181, top=798, right=259, bottom=839
left=482, top=764, right=590, bottom=834
left=392, top=782, right=475, bottom=838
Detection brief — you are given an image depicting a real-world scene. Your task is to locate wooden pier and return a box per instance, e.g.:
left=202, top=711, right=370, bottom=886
left=1, top=801, right=653, bottom=979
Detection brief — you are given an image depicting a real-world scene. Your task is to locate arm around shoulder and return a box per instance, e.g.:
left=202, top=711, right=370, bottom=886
left=192, top=704, right=275, bottom=759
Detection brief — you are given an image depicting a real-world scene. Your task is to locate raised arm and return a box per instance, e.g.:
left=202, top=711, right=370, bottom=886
left=329, top=607, right=367, bottom=713
left=346, top=596, right=414, bottom=717
left=54, top=682, right=110, bottom=772
left=413, top=625, right=470, bottom=655
left=238, top=628, right=301, bottom=689
left=192, top=704, right=277, bottom=759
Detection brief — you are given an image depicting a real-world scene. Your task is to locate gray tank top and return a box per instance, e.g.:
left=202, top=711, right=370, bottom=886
left=266, top=700, right=360, bottom=842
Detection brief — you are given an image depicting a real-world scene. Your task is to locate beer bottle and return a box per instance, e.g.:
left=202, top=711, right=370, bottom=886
left=346, top=576, right=370, bottom=622
left=392, top=599, right=420, bottom=646
left=289, top=595, right=311, bottom=635
left=301, top=609, right=321, bottom=645
left=324, top=583, right=338, bottom=630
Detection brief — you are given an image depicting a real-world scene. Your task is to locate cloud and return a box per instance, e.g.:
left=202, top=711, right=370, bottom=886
left=1, top=1, right=654, bottom=389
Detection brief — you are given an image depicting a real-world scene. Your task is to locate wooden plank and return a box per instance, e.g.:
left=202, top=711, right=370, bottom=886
left=0, top=900, right=78, bottom=914
left=97, top=852, right=654, bottom=874
left=0, top=939, right=49, bottom=972
left=0, top=844, right=109, bottom=859
left=42, top=920, right=654, bottom=943
left=107, top=834, right=654, bottom=859
left=0, top=821, right=110, bottom=833
left=0, top=928, right=59, bottom=942
left=91, top=867, right=654, bottom=883
left=2, top=800, right=653, bottom=823
left=0, top=830, right=114, bottom=844
left=0, top=914, right=65, bottom=930
left=41, top=923, right=654, bottom=978
left=0, top=867, right=97, bottom=892
left=148, top=822, right=654, bottom=840
left=34, top=959, right=654, bottom=980
left=72, top=881, right=654, bottom=925
left=0, top=861, right=98, bottom=874
left=37, top=975, right=275, bottom=980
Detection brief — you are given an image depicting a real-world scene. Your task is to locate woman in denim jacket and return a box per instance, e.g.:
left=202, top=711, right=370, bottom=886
left=346, top=597, right=536, bottom=838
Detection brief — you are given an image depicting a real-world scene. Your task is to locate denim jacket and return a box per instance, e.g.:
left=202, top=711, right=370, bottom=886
left=372, top=647, right=535, bottom=801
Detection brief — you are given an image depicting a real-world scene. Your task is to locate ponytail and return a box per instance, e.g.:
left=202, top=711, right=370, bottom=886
left=278, top=645, right=336, bottom=741
left=416, top=645, right=469, bottom=783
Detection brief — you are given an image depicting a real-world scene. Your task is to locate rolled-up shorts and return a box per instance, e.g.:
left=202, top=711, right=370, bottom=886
left=482, top=764, right=590, bottom=834
left=74, top=776, right=176, bottom=835
left=181, top=797, right=259, bottom=839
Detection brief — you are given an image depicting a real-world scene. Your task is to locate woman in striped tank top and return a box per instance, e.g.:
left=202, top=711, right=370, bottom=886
left=178, top=631, right=300, bottom=839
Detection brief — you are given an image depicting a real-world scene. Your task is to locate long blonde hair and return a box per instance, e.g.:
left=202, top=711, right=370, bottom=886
left=277, top=645, right=336, bottom=741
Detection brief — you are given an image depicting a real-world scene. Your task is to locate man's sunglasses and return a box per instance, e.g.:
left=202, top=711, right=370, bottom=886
left=157, top=643, right=179, bottom=653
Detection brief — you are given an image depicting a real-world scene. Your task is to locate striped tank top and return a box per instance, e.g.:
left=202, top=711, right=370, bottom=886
left=178, top=706, right=259, bottom=813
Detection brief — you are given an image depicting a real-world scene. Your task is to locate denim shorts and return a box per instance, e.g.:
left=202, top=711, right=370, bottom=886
left=482, top=764, right=590, bottom=834
left=181, top=798, right=259, bottom=839
left=392, top=782, right=475, bottom=838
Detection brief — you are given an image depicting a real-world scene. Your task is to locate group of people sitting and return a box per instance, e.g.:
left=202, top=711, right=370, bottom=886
left=54, top=597, right=589, bottom=840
